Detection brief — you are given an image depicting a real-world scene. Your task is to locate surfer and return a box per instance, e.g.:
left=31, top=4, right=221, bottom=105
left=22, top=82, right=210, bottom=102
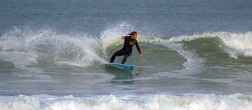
left=110, top=31, right=143, bottom=64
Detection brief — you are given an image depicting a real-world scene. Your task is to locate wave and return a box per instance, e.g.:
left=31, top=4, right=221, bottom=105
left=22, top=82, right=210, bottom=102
left=169, top=32, right=252, bottom=59
left=1, top=25, right=252, bottom=74
left=0, top=27, right=107, bottom=68
left=0, top=94, right=251, bottom=110
left=142, top=32, right=252, bottom=66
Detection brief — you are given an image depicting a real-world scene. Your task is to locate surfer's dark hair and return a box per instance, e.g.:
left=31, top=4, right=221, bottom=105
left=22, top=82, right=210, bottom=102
left=129, top=31, right=137, bottom=35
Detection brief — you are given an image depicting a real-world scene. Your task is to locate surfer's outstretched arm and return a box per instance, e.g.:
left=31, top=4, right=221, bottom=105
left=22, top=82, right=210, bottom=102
left=122, top=35, right=130, bottom=39
left=135, top=42, right=142, bottom=55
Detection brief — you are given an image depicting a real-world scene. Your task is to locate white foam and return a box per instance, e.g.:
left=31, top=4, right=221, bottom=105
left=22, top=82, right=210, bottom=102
left=220, top=32, right=252, bottom=58
left=0, top=27, right=107, bottom=67
left=169, top=43, right=205, bottom=74
left=160, top=42, right=205, bottom=76
left=168, top=32, right=220, bottom=42
left=0, top=94, right=252, bottom=110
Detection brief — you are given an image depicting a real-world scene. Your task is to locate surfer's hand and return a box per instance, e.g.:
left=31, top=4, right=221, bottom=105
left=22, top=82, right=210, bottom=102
left=140, top=53, right=143, bottom=56
left=140, top=48, right=144, bottom=56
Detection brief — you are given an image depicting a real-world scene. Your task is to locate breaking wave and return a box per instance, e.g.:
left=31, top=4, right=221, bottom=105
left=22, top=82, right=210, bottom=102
left=1, top=25, right=252, bottom=74
left=0, top=94, right=251, bottom=110
left=0, top=27, right=106, bottom=68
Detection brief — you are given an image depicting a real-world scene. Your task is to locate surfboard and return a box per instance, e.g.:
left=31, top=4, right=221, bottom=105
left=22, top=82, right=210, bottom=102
left=106, top=63, right=136, bottom=71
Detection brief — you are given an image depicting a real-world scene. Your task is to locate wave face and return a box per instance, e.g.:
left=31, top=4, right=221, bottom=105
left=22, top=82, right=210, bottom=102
left=140, top=32, right=252, bottom=71
left=0, top=94, right=252, bottom=110
left=168, top=32, right=252, bottom=64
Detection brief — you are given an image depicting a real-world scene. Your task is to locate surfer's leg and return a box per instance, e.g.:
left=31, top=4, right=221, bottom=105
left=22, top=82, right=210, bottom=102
left=121, top=51, right=131, bottom=64
left=110, top=56, right=116, bottom=63
left=110, top=50, right=124, bottom=63
left=121, top=55, right=129, bottom=64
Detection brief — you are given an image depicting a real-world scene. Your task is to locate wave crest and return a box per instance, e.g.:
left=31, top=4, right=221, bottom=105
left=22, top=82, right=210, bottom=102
left=168, top=32, right=252, bottom=59
left=0, top=27, right=106, bottom=67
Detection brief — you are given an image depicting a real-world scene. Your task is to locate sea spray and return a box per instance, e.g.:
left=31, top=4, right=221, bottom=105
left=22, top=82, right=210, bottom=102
left=100, top=22, right=135, bottom=55
left=0, top=27, right=107, bottom=67
left=220, top=32, right=252, bottom=59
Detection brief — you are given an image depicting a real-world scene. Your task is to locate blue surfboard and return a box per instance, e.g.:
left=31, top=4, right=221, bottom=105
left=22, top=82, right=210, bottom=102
left=107, top=63, right=136, bottom=71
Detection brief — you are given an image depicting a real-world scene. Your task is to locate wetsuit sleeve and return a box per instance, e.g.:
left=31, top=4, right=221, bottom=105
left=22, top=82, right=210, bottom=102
left=135, top=41, right=142, bottom=54
left=124, top=35, right=131, bottom=38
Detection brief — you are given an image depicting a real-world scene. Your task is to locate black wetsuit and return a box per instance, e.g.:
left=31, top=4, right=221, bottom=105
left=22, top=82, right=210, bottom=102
left=110, top=35, right=142, bottom=64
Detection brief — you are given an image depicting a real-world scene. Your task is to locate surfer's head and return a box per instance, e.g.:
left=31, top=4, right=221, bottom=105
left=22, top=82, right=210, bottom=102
left=129, top=31, right=138, bottom=40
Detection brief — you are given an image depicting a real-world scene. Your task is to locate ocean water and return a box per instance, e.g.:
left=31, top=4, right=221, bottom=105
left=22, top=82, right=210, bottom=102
left=1, top=0, right=252, bottom=110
